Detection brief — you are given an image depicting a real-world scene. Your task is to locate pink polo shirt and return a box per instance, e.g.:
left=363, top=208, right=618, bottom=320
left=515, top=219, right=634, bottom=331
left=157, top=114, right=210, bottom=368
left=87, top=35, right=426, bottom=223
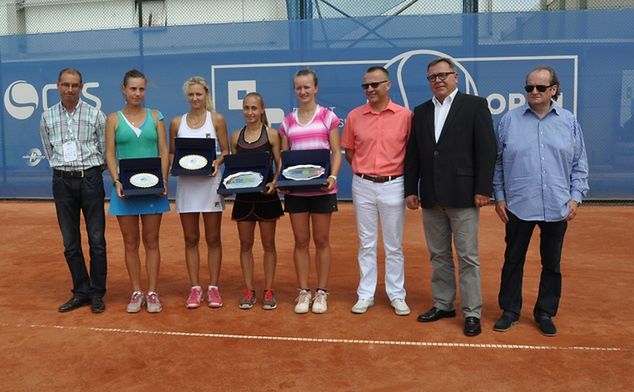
left=279, top=105, right=341, bottom=196
left=341, top=100, right=412, bottom=176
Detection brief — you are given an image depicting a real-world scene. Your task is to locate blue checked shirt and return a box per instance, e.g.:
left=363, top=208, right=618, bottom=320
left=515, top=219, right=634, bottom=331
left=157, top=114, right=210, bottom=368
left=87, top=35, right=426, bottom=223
left=40, top=100, right=106, bottom=171
left=493, top=103, right=589, bottom=222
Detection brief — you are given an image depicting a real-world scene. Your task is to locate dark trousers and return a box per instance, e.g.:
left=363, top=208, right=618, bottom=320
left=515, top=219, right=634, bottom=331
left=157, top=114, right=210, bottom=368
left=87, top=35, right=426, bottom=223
left=498, top=210, right=567, bottom=318
left=52, top=169, right=107, bottom=299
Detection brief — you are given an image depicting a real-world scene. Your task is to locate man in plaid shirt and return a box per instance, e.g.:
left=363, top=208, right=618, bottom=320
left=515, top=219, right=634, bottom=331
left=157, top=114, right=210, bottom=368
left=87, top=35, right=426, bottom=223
left=40, top=68, right=108, bottom=313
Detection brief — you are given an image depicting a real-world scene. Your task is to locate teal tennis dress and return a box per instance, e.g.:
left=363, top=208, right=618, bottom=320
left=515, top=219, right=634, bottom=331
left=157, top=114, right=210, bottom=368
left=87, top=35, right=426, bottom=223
left=109, top=109, right=170, bottom=216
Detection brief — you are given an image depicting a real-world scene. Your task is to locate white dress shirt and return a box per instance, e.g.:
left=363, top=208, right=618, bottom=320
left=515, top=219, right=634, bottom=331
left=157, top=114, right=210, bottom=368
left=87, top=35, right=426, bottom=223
left=432, top=88, right=458, bottom=143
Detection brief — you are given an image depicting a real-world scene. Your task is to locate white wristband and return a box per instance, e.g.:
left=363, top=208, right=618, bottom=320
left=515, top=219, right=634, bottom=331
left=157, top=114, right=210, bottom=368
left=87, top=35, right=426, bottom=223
left=328, top=175, right=337, bottom=181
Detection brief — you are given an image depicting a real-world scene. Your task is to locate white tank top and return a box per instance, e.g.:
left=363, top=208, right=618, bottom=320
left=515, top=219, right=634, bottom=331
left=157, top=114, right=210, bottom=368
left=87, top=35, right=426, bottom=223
left=178, top=111, right=217, bottom=139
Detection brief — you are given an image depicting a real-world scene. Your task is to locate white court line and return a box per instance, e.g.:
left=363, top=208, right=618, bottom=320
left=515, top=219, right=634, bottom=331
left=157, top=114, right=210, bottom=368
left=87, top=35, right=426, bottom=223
left=1, top=323, right=625, bottom=352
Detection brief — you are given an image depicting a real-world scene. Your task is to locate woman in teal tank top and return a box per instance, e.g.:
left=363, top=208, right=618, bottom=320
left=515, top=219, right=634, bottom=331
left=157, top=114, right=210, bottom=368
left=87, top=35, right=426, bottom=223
left=105, top=69, right=169, bottom=314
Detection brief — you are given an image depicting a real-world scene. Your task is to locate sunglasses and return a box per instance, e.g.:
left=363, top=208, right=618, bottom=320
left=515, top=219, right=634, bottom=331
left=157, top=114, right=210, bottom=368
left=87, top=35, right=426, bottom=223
left=361, top=80, right=389, bottom=89
left=426, top=72, right=456, bottom=82
left=524, top=84, right=554, bottom=93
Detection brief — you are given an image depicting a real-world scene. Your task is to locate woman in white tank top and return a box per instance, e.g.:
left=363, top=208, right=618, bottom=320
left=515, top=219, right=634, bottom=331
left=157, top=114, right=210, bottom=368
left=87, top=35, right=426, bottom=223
left=169, top=76, right=229, bottom=309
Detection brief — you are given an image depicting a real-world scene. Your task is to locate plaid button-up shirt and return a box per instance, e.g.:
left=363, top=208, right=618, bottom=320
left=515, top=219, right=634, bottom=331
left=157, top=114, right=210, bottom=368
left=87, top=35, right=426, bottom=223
left=40, top=100, right=106, bottom=171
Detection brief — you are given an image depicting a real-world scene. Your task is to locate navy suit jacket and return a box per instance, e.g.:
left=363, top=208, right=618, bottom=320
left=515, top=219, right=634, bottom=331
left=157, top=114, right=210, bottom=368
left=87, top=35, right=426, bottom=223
left=404, top=91, right=496, bottom=208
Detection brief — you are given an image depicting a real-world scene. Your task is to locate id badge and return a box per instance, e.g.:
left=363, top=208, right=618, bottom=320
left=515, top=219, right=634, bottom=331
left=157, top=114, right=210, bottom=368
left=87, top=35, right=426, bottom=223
left=62, top=140, right=78, bottom=162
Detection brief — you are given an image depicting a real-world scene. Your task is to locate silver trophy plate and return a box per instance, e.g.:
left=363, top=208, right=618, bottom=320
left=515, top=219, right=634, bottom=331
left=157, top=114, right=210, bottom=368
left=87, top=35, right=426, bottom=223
left=223, top=171, right=264, bottom=189
left=282, top=164, right=326, bottom=181
left=179, top=154, right=208, bottom=170
left=129, top=173, right=160, bottom=188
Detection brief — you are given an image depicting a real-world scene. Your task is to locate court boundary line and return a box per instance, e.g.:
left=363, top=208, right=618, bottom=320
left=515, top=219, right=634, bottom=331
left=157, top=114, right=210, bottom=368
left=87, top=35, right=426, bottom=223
left=2, top=323, right=625, bottom=352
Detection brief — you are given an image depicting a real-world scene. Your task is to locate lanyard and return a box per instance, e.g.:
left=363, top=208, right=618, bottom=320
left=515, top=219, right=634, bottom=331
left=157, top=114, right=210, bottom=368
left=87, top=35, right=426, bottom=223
left=60, top=103, right=81, bottom=142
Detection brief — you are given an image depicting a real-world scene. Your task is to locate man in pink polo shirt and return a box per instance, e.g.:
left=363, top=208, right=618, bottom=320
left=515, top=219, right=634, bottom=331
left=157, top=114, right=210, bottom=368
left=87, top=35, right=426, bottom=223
left=342, top=66, right=412, bottom=316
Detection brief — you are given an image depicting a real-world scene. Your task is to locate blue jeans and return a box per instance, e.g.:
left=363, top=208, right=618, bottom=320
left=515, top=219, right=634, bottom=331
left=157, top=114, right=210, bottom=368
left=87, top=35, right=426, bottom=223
left=52, top=168, right=107, bottom=299
left=498, top=210, right=567, bottom=318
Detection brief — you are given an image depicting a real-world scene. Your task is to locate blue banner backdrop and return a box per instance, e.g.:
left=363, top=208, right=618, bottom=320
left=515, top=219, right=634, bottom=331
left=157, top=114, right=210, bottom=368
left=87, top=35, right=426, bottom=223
left=1, top=9, right=633, bottom=199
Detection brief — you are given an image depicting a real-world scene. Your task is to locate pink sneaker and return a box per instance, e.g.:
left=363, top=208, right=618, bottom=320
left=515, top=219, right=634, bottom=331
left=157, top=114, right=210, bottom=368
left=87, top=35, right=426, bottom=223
left=207, top=286, right=223, bottom=308
left=185, top=286, right=203, bottom=309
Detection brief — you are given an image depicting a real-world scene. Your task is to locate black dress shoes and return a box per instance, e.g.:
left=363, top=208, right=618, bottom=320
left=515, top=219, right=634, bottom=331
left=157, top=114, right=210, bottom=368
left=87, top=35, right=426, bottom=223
left=417, top=307, right=457, bottom=322
left=91, top=296, right=106, bottom=313
left=493, top=311, right=519, bottom=332
left=464, top=317, right=481, bottom=336
left=58, top=297, right=90, bottom=313
left=535, top=316, right=557, bottom=337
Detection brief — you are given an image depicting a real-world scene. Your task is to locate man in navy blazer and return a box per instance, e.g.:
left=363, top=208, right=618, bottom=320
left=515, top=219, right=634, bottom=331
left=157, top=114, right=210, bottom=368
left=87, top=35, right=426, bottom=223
left=404, top=57, right=496, bottom=336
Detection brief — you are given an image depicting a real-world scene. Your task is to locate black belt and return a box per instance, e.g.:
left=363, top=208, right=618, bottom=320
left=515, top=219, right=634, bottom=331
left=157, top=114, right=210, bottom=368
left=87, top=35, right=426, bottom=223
left=53, top=166, right=102, bottom=179
left=356, top=173, right=402, bottom=183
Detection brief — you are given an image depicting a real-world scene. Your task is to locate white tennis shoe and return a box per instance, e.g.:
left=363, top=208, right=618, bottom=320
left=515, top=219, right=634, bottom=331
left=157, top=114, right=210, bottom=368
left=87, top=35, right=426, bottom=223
left=351, top=298, right=374, bottom=314
left=390, top=298, right=411, bottom=316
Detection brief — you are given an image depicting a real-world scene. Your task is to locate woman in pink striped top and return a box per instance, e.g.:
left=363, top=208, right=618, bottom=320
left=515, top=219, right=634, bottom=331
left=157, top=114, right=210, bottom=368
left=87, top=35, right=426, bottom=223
left=279, top=69, right=342, bottom=314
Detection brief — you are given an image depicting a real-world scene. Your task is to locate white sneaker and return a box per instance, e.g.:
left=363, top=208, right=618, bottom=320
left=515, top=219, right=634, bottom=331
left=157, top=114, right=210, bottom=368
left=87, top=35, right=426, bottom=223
left=351, top=298, right=374, bottom=314
left=126, top=291, right=145, bottom=313
left=311, top=289, right=328, bottom=314
left=146, top=292, right=163, bottom=313
left=294, top=289, right=311, bottom=314
left=390, top=298, right=411, bottom=316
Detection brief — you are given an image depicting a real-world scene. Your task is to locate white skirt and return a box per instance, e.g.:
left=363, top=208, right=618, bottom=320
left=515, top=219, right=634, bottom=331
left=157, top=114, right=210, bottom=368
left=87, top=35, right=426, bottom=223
left=175, top=172, right=225, bottom=213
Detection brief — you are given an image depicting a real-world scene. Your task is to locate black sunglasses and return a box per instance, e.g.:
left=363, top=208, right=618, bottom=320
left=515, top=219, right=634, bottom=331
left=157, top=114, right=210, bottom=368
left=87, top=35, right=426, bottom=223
left=524, top=84, right=554, bottom=93
left=361, top=80, right=389, bottom=89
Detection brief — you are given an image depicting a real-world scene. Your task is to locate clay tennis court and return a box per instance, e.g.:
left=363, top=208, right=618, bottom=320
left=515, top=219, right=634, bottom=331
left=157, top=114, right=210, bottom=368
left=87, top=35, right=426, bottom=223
left=0, top=201, right=632, bottom=391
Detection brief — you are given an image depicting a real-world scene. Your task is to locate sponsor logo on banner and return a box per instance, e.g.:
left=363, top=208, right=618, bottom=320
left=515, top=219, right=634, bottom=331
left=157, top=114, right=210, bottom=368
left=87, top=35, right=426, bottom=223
left=3, top=81, right=102, bottom=120
left=211, top=50, right=576, bottom=122
left=4, top=81, right=39, bottom=120
left=22, top=148, right=46, bottom=167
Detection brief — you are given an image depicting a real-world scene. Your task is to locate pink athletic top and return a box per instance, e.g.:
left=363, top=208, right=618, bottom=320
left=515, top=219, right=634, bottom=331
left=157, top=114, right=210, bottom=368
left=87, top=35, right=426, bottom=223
left=279, top=105, right=340, bottom=196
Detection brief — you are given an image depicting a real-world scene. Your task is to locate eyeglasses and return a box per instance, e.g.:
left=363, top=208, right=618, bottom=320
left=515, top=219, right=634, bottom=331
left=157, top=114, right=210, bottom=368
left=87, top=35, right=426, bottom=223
left=426, top=72, right=456, bottom=82
left=361, top=80, right=389, bottom=89
left=524, top=84, right=554, bottom=93
left=59, top=83, right=81, bottom=89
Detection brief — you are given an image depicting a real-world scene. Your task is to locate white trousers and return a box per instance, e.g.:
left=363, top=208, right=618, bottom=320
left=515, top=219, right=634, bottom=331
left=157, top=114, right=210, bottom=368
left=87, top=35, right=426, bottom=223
left=352, top=175, right=406, bottom=301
